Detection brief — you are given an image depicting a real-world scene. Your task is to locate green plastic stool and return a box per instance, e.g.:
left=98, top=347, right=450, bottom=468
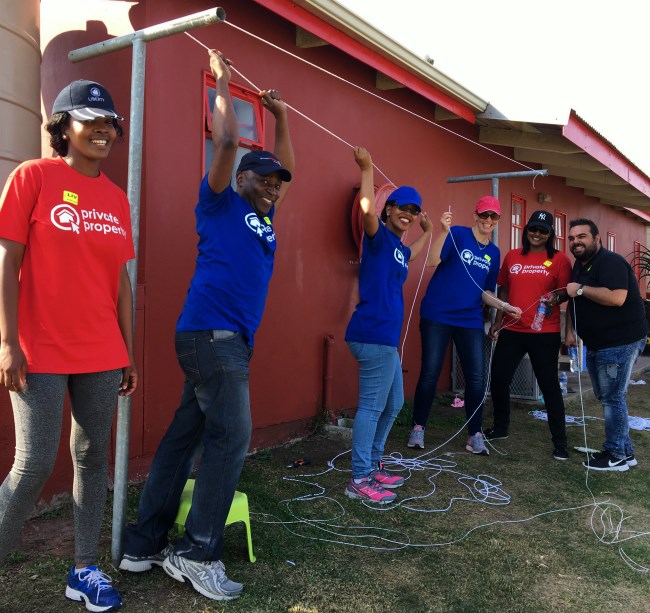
left=174, top=479, right=256, bottom=563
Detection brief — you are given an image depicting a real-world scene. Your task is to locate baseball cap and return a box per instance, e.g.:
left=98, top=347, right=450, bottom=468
left=52, top=80, right=124, bottom=121
left=387, top=186, right=422, bottom=210
left=475, top=195, right=501, bottom=215
left=527, top=210, right=553, bottom=231
left=237, top=150, right=292, bottom=182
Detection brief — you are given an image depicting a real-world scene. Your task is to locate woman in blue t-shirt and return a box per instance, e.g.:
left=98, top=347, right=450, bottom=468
left=407, top=197, right=521, bottom=455
left=345, top=147, right=433, bottom=504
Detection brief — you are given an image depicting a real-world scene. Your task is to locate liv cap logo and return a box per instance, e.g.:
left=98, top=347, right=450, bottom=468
left=510, top=263, right=523, bottom=274
left=394, top=248, right=406, bottom=267
left=461, top=249, right=474, bottom=264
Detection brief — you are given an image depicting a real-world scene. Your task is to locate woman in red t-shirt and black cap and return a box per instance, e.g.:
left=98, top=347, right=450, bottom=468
left=0, top=79, right=136, bottom=612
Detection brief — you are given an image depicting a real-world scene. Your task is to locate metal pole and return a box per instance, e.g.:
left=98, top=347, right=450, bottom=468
left=68, top=7, right=226, bottom=62
left=447, top=169, right=548, bottom=183
left=67, top=6, right=227, bottom=567
left=492, top=177, right=499, bottom=246
left=111, top=35, right=146, bottom=566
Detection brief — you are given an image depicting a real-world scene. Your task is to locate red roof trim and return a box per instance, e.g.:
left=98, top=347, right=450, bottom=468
left=250, top=0, right=476, bottom=123
left=562, top=113, right=650, bottom=198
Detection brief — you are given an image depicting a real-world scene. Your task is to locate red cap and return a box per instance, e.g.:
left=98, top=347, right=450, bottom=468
left=475, top=195, right=501, bottom=215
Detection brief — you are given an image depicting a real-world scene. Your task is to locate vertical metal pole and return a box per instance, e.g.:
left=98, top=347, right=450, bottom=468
left=112, top=35, right=146, bottom=566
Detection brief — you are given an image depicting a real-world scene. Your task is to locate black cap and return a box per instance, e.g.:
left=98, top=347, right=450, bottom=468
left=236, top=150, right=292, bottom=182
left=527, top=210, right=553, bottom=231
left=52, top=80, right=124, bottom=121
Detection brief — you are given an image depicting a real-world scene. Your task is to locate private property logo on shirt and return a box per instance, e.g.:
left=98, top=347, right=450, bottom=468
left=461, top=249, right=491, bottom=272
left=50, top=204, right=127, bottom=239
left=245, top=212, right=276, bottom=243
left=510, top=263, right=550, bottom=276
left=394, top=247, right=408, bottom=269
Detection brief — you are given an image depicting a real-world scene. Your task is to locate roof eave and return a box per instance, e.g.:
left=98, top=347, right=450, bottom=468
left=250, top=0, right=487, bottom=122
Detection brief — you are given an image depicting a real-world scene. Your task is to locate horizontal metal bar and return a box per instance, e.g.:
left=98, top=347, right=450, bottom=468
left=68, top=7, right=226, bottom=62
left=447, top=169, right=548, bottom=183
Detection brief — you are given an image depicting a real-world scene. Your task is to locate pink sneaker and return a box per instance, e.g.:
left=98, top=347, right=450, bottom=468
left=370, top=461, right=404, bottom=489
left=345, top=477, right=396, bottom=504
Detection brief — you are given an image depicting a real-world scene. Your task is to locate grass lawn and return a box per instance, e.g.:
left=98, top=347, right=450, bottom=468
left=1, top=366, right=649, bottom=613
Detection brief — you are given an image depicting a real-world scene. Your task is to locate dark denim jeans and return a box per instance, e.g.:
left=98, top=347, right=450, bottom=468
left=412, top=318, right=485, bottom=435
left=123, top=330, right=252, bottom=562
left=490, top=330, right=567, bottom=448
left=586, top=337, right=646, bottom=460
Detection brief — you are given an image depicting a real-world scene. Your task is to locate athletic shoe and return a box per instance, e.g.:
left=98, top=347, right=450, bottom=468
left=119, top=543, right=174, bottom=572
left=583, top=450, right=629, bottom=472
left=65, top=565, right=122, bottom=612
left=407, top=425, right=425, bottom=449
left=626, top=454, right=638, bottom=467
left=345, top=477, right=396, bottom=504
left=465, top=432, right=489, bottom=455
left=163, top=554, right=243, bottom=601
left=370, top=461, right=404, bottom=488
left=553, top=447, right=569, bottom=461
left=483, top=427, right=509, bottom=441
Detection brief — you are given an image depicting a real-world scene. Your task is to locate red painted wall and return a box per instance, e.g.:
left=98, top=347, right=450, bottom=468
left=0, top=0, right=646, bottom=502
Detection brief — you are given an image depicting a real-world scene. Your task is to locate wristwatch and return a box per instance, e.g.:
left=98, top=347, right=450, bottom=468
left=576, top=284, right=584, bottom=296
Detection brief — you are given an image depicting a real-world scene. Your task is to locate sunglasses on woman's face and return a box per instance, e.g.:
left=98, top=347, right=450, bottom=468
left=395, top=204, right=421, bottom=216
left=528, top=225, right=550, bottom=235
left=476, top=211, right=500, bottom=221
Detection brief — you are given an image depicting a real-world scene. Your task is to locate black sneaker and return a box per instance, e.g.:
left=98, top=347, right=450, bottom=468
left=483, top=428, right=508, bottom=440
left=626, top=453, right=638, bottom=467
left=583, top=450, right=629, bottom=472
left=553, top=447, right=569, bottom=461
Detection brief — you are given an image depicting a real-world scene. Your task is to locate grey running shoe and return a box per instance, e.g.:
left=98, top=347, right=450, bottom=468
left=119, top=543, right=174, bottom=572
left=407, top=425, right=425, bottom=449
left=163, top=553, right=243, bottom=601
left=465, top=432, right=489, bottom=455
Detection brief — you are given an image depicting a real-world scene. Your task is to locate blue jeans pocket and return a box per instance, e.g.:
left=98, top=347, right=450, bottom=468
left=175, top=337, right=200, bottom=383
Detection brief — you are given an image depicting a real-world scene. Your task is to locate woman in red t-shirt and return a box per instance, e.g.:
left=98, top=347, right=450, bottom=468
left=0, top=80, right=136, bottom=612
left=484, top=210, right=572, bottom=460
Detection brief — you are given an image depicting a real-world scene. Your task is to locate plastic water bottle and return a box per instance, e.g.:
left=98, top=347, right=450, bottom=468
left=531, top=300, right=549, bottom=331
left=568, top=346, right=578, bottom=372
left=559, top=371, right=568, bottom=395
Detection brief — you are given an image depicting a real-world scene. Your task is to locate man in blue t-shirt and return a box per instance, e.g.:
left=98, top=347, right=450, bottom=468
left=120, top=49, right=295, bottom=601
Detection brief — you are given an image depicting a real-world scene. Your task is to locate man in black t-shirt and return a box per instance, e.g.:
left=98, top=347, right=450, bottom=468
left=565, top=218, right=648, bottom=472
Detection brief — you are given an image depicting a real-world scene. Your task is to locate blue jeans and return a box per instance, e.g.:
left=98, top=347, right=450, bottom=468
left=123, top=330, right=252, bottom=562
left=348, top=341, right=404, bottom=479
left=585, top=337, right=645, bottom=460
left=412, top=318, right=485, bottom=435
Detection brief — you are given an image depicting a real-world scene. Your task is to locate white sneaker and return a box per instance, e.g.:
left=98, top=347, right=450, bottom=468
left=163, top=553, right=243, bottom=601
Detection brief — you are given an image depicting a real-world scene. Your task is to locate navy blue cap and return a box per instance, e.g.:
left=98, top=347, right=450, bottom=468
left=527, top=210, right=553, bottom=231
left=52, top=80, right=123, bottom=121
left=237, top=150, right=292, bottom=182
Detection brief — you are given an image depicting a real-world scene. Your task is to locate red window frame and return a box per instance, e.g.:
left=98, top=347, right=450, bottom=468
left=511, top=194, right=526, bottom=249
left=553, top=210, right=567, bottom=253
left=202, top=71, right=265, bottom=175
left=607, top=232, right=616, bottom=252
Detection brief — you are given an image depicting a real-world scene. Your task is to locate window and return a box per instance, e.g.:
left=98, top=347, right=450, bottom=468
left=511, top=195, right=526, bottom=249
left=553, top=211, right=567, bottom=253
left=203, top=72, right=265, bottom=185
left=607, top=232, right=616, bottom=252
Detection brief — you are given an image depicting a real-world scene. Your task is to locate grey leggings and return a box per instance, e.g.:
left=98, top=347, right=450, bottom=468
left=0, top=370, right=121, bottom=565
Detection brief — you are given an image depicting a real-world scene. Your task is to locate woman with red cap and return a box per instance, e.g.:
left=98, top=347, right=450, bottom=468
left=408, top=196, right=521, bottom=454
left=344, top=147, right=433, bottom=504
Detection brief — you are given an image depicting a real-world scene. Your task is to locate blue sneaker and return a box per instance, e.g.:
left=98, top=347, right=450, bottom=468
left=65, top=565, right=122, bottom=612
